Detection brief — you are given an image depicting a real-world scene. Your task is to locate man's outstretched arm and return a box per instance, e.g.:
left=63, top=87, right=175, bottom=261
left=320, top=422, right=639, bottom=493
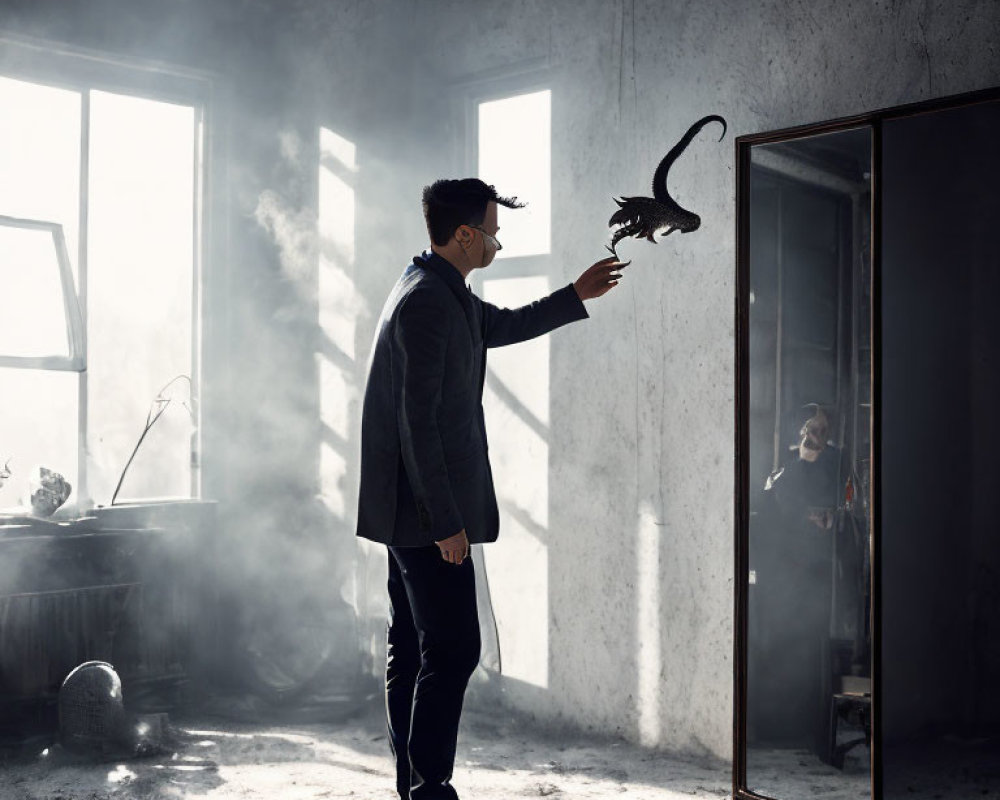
left=481, top=256, right=626, bottom=348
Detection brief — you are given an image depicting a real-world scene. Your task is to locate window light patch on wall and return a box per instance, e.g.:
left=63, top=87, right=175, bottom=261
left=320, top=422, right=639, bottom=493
left=478, top=90, right=551, bottom=259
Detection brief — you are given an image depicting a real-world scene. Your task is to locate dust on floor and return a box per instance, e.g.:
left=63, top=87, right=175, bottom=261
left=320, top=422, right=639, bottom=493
left=0, top=702, right=733, bottom=800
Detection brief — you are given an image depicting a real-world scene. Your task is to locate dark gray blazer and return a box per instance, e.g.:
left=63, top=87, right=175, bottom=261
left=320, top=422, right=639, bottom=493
left=356, top=250, right=588, bottom=546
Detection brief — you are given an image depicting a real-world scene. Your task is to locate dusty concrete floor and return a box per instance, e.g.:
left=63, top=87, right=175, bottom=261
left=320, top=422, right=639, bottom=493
left=747, top=746, right=870, bottom=800
left=7, top=699, right=990, bottom=799
left=0, top=699, right=733, bottom=800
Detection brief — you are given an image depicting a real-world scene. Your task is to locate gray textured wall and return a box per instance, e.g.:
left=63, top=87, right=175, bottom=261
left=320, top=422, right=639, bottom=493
left=2, top=0, right=999, bottom=762
left=383, top=0, right=1000, bottom=758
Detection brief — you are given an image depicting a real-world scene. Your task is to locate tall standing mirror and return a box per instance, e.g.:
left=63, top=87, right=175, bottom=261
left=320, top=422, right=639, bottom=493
left=741, top=126, right=873, bottom=799
left=736, top=88, right=1000, bottom=800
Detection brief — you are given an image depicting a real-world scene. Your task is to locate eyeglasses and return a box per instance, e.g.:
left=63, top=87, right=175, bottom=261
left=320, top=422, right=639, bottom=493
left=468, top=225, right=502, bottom=252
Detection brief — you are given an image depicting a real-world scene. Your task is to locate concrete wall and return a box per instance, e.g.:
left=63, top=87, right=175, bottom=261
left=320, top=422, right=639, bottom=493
left=385, top=0, right=1000, bottom=759
left=3, top=0, right=999, bottom=762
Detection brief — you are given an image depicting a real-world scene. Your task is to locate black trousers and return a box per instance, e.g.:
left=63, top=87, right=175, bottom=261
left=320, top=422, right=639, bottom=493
left=386, top=545, right=481, bottom=800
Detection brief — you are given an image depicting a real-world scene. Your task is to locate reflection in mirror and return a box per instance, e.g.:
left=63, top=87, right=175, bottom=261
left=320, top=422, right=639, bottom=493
left=745, top=127, right=872, bottom=799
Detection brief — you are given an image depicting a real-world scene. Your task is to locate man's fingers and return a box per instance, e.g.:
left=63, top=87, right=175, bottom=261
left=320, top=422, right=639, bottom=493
left=440, top=547, right=467, bottom=565
left=588, top=268, right=617, bottom=285
left=592, top=256, right=628, bottom=271
left=436, top=530, right=468, bottom=563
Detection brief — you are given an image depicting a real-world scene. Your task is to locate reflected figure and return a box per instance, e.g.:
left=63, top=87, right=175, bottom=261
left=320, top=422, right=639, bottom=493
left=750, top=407, right=840, bottom=756
left=767, top=407, right=840, bottom=531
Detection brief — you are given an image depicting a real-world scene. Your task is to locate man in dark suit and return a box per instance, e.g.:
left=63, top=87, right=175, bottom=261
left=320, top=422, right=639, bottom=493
left=357, top=178, right=624, bottom=800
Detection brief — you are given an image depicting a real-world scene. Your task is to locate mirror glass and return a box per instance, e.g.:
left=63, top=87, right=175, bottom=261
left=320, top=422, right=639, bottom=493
left=745, top=126, right=872, bottom=798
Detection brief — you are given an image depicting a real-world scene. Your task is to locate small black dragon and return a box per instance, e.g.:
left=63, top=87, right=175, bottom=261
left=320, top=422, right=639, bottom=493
left=607, top=114, right=727, bottom=258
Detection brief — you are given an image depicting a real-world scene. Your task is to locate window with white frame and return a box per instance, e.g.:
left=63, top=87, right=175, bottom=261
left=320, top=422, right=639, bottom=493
left=477, top=89, right=551, bottom=260
left=0, top=45, right=204, bottom=512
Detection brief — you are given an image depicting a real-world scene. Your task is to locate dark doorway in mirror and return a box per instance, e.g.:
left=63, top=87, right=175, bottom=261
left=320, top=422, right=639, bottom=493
left=743, top=128, right=873, bottom=798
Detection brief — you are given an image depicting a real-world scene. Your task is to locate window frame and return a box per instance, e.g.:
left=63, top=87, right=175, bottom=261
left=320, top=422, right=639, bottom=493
left=0, top=214, right=86, bottom=371
left=0, top=33, right=213, bottom=506
left=452, top=61, right=553, bottom=290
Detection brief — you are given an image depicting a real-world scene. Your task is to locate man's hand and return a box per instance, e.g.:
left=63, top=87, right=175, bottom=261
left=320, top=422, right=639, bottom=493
left=574, top=256, right=629, bottom=301
left=436, top=529, right=470, bottom=564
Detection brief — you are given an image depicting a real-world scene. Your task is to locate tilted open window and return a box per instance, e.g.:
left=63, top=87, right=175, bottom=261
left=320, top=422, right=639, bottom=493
left=0, top=215, right=86, bottom=371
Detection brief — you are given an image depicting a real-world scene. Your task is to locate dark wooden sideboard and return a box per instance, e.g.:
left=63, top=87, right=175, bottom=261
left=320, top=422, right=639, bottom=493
left=0, top=501, right=218, bottom=717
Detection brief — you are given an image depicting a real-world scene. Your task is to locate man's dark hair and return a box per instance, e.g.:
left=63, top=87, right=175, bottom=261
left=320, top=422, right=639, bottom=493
left=422, top=178, right=525, bottom=246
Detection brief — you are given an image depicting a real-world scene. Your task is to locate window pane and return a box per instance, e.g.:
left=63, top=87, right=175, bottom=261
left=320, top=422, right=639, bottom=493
left=0, top=370, right=78, bottom=512
left=0, top=77, right=81, bottom=273
left=0, top=225, right=71, bottom=358
left=86, top=90, right=196, bottom=503
left=478, top=90, right=551, bottom=258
